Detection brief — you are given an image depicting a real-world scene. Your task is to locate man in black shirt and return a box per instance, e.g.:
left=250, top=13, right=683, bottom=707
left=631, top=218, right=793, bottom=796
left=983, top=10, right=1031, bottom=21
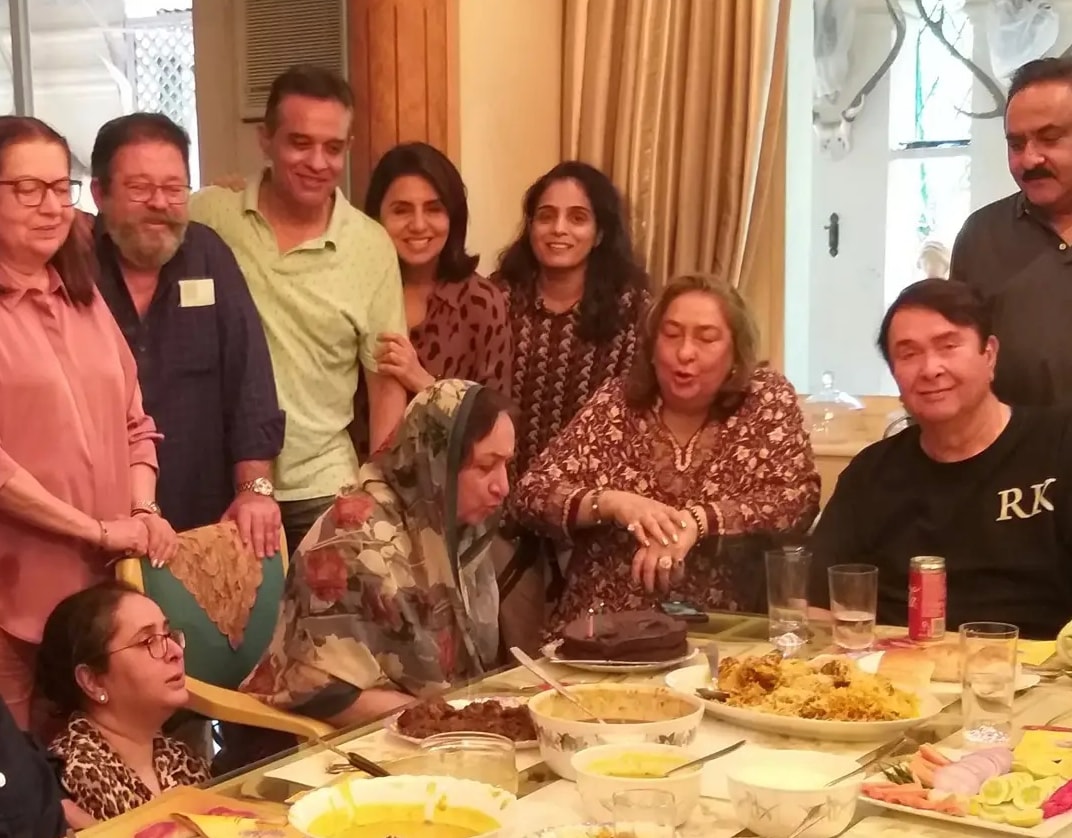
left=0, top=698, right=65, bottom=838
left=812, top=279, right=1072, bottom=638
left=950, top=57, right=1072, bottom=406
left=91, top=114, right=285, bottom=556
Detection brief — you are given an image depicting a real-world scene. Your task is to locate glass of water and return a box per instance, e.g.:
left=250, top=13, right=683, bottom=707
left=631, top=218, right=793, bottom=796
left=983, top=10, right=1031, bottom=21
left=765, top=546, right=810, bottom=656
left=960, top=622, right=1019, bottom=749
left=827, top=564, right=878, bottom=651
left=612, top=788, right=676, bottom=838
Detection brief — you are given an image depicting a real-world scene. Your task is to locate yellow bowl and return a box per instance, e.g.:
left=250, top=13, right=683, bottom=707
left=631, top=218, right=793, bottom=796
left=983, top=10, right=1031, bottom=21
left=527, top=683, right=704, bottom=780
left=288, top=774, right=516, bottom=838
left=571, top=742, right=702, bottom=825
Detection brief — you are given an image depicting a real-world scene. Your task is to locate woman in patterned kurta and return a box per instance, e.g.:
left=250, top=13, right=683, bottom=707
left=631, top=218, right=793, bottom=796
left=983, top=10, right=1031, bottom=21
left=241, top=380, right=516, bottom=726
left=494, top=162, right=650, bottom=639
left=513, top=275, right=821, bottom=633
left=496, top=160, right=650, bottom=477
left=351, top=143, right=512, bottom=460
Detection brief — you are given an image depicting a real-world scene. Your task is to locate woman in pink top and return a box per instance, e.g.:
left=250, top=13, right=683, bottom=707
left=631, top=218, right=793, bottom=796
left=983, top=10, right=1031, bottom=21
left=0, top=117, right=176, bottom=732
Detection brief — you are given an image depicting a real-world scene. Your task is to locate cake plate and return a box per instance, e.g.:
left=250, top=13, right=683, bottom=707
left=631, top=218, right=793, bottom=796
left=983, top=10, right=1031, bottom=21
left=540, top=640, right=701, bottom=673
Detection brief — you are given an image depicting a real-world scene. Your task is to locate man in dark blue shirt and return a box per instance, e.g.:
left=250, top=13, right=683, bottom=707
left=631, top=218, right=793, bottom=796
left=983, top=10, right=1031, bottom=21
left=90, top=113, right=285, bottom=556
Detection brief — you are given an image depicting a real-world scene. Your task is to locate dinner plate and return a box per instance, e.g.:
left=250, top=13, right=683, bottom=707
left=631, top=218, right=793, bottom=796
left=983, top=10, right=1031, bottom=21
left=384, top=696, right=539, bottom=749
left=541, top=640, right=700, bottom=673
left=664, top=664, right=944, bottom=742
left=862, top=745, right=1072, bottom=837
left=863, top=796, right=1072, bottom=837
left=854, top=651, right=1042, bottom=697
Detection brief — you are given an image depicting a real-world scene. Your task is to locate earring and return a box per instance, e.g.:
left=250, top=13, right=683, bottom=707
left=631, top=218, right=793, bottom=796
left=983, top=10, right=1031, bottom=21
left=98, top=693, right=108, bottom=703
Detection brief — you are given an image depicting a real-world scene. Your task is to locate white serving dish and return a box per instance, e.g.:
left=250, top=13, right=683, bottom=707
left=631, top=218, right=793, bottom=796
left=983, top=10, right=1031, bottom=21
left=385, top=696, right=538, bottom=749
left=665, top=664, right=943, bottom=742
left=726, top=749, right=863, bottom=838
left=862, top=745, right=1072, bottom=837
left=521, top=825, right=670, bottom=838
left=288, top=774, right=515, bottom=838
left=527, top=682, right=704, bottom=780
left=570, top=742, right=702, bottom=826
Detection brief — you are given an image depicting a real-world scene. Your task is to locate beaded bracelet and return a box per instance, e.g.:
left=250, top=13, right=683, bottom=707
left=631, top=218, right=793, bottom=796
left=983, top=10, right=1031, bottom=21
left=686, top=506, right=706, bottom=538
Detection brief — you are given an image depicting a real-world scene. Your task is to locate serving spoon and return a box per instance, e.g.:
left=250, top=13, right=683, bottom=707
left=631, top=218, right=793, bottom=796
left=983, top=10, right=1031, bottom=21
left=510, top=646, right=609, bottom=724
left=663, top=739, right=746, bottom=776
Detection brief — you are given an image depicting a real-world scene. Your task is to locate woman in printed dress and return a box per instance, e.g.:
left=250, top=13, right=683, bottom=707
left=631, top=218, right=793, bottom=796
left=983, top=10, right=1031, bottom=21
left=242, top=380, right=516, bottom=726
left=494, top=161, right=650, bottom=644
left=513, top=274, right=821, bottom=633
left=351, top=142, right=512, bottom=459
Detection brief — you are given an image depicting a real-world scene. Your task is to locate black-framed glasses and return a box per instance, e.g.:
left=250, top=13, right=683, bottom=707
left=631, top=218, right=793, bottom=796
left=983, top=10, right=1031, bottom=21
left=124, top=181, right=192, bottom=205
left=108, top=628, right=186, bottom=660
left=0, top=177, right=81, bottom=207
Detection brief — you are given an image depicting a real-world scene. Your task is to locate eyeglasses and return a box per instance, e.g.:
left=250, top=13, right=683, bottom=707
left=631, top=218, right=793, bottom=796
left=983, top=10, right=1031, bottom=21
left=124, top=181, right=192, bottom=205
left=108, top=628, right=186, bottom=660
left=0, top=177, right=81, bottom=207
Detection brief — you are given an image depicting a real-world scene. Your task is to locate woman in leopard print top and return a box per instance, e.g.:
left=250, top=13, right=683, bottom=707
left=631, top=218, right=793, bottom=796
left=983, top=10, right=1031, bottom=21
left=35, top=582, right=209, bottom=826
left=352, top=142, right=513, bottom=460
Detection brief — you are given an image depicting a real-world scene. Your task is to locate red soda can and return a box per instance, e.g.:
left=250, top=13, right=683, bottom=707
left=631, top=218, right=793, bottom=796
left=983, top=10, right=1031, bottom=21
left=908, top=555, right=946, bottom=641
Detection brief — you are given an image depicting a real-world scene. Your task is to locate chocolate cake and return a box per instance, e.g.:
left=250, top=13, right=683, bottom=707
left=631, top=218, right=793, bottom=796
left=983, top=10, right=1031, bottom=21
left=559, top=610, right=689, bottom=662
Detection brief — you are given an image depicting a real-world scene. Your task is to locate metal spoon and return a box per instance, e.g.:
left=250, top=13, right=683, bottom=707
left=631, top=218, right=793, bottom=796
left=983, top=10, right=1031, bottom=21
left=314, top=735, right=391, bottom=777
left=664, top=739, right=746, bottom=776
left=510, top=646, right=609, bottom=724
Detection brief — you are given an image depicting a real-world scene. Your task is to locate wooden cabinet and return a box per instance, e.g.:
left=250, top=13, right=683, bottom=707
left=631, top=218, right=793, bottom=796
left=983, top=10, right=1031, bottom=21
left=346, top=0, right=459, bottom=200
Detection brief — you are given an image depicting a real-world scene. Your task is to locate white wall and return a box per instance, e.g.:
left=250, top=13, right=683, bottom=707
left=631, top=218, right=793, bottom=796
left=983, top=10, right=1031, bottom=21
left=457, top=0, right=563, bottom=273
left=788, top=0, right=1072, bottom=396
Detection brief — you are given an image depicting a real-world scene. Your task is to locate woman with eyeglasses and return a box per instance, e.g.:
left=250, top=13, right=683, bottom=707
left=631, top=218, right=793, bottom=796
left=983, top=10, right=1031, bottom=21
left=0, top=117, right=170, bottom=736
left=35, top=581, right=207, bottom=827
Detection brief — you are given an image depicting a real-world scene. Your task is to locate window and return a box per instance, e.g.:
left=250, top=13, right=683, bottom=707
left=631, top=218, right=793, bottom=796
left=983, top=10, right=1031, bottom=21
left=783, top=0, right=1001, bottom=398
left=883, top=1, right=973, bottom=306
left=24, top=0, right=199, bottom=211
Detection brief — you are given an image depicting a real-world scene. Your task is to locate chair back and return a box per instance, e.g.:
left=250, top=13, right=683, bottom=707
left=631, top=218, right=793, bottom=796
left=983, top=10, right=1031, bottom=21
left=117, top=525, right=287, bottom=690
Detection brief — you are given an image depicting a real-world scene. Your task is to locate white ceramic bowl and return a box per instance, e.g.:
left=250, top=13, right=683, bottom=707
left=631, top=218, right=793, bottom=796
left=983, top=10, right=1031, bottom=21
left=288, top=774, right=516, bottom=838
left=527, top=682, right=705, bottom=780
left=571, top=743, right=702, bottom=825
left=726, top=750, right=863, bottom=838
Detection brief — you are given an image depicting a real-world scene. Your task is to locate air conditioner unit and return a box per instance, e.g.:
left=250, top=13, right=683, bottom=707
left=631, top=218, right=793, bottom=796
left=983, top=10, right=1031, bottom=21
left=234, top=0, right=346, bottom=122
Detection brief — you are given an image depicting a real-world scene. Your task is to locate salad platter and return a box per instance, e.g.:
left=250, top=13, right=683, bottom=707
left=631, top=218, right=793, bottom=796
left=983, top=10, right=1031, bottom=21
left=861, top=733, right=1072, bottom=836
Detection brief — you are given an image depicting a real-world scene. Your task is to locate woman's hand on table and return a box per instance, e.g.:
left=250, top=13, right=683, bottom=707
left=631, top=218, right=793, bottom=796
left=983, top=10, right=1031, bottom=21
left=601, top=490, right=687, bottom=548
left=630, top=508, right=699, bottom=592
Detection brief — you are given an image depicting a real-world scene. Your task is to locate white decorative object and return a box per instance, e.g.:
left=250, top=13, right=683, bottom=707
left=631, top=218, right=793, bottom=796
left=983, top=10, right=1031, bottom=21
left=812, top=0, right=906, bottom=160
left=987, top=0, right=1059, bottom=85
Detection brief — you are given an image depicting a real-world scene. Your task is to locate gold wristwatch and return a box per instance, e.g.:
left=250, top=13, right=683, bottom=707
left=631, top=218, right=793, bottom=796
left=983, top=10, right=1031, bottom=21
left=237, top=477, right=275, bottom=497
left=131, top=501, right=162, bottom=516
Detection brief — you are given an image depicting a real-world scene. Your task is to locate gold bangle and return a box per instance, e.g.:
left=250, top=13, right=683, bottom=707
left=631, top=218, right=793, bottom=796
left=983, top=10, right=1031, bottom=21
left=687, top=506, right=706, bottom=538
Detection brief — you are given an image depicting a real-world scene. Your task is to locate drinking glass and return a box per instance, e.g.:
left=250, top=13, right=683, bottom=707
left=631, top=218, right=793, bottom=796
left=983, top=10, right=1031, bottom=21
left=612, top=789, right=676, bottom=838
left=827, top=564, right=879, bottom=651
left=960, top=622, right=1019, bottom=749
left=765, top=546, right=810, bottom=655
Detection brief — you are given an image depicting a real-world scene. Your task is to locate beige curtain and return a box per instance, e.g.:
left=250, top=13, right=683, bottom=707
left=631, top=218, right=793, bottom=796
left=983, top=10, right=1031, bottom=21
left=563, top=0, right=790, bottom=363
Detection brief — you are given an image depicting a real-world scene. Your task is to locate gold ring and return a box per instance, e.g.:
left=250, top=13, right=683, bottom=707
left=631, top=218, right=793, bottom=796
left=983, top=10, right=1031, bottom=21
left=657, top=556, right=673, bottom=570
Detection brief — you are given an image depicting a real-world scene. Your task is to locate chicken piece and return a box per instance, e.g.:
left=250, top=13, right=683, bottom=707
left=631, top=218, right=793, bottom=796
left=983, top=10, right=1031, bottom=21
left=818, top=658, right=853, bottom=688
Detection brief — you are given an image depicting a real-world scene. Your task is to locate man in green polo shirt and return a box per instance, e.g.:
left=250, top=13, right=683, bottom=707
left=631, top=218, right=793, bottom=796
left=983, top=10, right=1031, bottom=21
left=189, top=65, right=408, bottom=553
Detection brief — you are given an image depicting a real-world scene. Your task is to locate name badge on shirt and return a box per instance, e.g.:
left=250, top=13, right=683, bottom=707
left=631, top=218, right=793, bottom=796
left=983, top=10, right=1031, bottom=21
left=179, top=278, right=216, bottom=308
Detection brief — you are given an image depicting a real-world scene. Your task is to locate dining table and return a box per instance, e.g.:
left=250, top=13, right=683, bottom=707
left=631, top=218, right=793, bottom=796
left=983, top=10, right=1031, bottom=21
left=78, top=611, right=1072, bottom=838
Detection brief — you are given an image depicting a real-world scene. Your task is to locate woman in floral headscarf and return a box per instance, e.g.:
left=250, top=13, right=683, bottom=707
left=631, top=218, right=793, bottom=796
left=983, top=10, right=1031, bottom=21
left=241, top=380, right=516, bottom=726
